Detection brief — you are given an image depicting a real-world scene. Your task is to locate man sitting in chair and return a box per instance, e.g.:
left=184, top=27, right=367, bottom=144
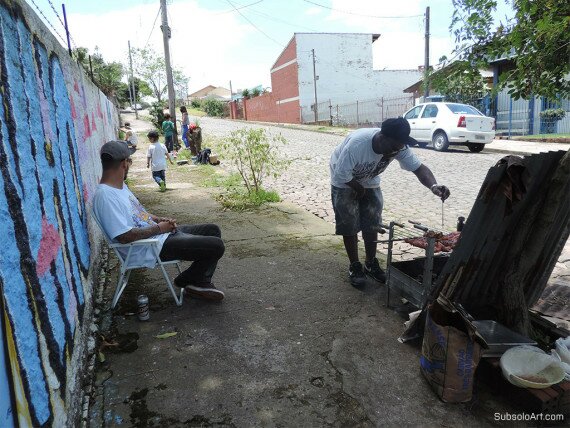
left=93, top=141, right=225, bottom=301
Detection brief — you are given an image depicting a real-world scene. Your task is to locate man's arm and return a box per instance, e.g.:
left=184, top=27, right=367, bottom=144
left=346, top=178, right=365, bottom=199
left=412, top=164, right=450, bottom=200
left=115, top=221, right=175, bottom=244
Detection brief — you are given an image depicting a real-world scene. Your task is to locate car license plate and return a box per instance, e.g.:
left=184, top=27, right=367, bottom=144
left=475, top=134, right=485, bottom=140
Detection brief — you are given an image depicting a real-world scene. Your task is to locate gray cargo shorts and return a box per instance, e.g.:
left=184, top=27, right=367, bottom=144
left=331, top=185, right=383, bottom=235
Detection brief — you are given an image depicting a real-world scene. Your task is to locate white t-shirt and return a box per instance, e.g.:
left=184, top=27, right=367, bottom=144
left=126, top=130, right=138, bottom=147
left=93, top=183, right=169, bottom=268
left=147, top=142, right=168, bottom=171
left=330, top=127, right=422, bottom=188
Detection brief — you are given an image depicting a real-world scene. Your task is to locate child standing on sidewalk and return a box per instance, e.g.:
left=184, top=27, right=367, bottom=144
left=162, top=113, right=175, bottom=153
left=146, top=130, right=173, bottom=192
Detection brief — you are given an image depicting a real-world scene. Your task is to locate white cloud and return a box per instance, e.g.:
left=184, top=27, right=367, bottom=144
left=305, top=7, right=322, bottom=16
left=68, top=0, right=271, bottom=94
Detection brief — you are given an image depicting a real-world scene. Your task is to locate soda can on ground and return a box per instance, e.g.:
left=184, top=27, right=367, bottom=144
left=137, top=294, right=150, bottom=321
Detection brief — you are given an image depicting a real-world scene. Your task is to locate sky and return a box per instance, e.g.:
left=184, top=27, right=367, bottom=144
left=29, top=0, right=513, bottom=95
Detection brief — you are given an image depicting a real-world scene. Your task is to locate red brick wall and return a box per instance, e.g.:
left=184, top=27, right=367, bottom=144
left=272, top=37, right=296, bottom=69
left=271, top=37, right=299, bottom=102
left=244, top=93, right=300, bottom=124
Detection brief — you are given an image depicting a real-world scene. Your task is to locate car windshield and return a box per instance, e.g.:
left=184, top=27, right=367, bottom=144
left=445, top=104, right=483, bottom=116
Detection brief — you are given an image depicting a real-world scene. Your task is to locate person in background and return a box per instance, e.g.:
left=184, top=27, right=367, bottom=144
left=146, top=130, right=173, bottom=192
left=162, top=113, right=175, bottom=153
left=123, top=122, right=138, bottom=150
left=180, top=106, right=190, bottom=149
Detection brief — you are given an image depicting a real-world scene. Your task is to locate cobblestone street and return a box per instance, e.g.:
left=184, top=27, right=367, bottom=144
left=200, top=117, right=570, bottom=293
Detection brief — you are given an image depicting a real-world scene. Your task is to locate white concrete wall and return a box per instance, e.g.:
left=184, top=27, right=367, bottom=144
left=295, top=33, right=421, bottom=123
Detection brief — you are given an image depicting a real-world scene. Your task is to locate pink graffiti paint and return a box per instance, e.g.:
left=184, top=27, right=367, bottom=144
left=74, top=80, right=80, bottom=94
left=69, top=94, right=77, bottom=119
left=83, top=115, right=91, bottom=138
left=36, top=217, right=62, bottom=277
left=91, top=113, right=97, bottom=132
left=83, top=183, right=89, bottom=203
left=97, top=102, right=103, bottom=119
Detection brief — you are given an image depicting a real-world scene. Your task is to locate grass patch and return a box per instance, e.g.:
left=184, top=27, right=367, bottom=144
left=215, top=188, right=280, bottom=211
left=201, top=171, right=242, bottom=188
left=188, top=108, right=206, bottom=117
left=516, top=133, right=570, bottom=141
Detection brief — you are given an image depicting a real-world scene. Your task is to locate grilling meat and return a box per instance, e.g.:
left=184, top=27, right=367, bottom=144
left=405, top=231, right=461, bottom=252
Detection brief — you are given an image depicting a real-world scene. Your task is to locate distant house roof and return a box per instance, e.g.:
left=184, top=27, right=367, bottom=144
left=188, top=85, right=217, bottom=99
left=403, top=66, right=494, bottom=94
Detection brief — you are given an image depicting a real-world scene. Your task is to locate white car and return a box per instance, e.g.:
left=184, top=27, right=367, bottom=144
left=402, top=102, right=495, bottom=152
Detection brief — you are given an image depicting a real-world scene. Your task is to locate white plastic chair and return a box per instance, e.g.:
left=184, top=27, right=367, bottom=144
left=91, top=211, right=184, bottom=308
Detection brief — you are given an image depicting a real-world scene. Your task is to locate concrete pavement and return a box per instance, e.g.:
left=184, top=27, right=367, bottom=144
left=89, top=147, right=516, bottom=426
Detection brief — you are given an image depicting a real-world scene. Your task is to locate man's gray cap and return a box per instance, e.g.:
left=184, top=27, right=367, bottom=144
left=100, top=140, right=135, bottom=160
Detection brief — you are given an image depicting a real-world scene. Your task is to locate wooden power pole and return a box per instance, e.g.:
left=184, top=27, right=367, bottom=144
left=424, top=6, right=430, bottom=99
left=312, top=49, right=318, bottom=123
left=160, top=0, right=177, bottom=137
left=128, top=40, right=138, bottom=119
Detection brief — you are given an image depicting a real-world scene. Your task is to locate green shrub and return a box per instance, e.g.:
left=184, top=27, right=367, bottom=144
left=540, top=108, right=566, bottom=121
left=149, top=101, right=167, bottom=130
left=190, top=99, right=202, bottom=109
left=251, top=87, right=261, bottom=98
left=219, top=128, right=290, bottom=194
left=202, top=98, right=225, bottom=117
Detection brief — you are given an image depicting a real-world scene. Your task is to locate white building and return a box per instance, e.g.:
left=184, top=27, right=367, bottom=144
left=269, top=33, right=422, bottom=123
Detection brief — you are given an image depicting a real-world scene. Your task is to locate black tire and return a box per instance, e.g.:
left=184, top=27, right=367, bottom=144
left=432, top=132, right=449, bottom=151
left=417, top=142, right=428, bottom=148
left=468, top=143, right=485, bottom=153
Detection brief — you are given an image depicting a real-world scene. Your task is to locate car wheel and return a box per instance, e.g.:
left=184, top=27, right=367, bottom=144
left=468, top=143, right=485, bottom=153
left=432, top=132, right=449, bottom=151
left=417, top=142, right=428, bottom=148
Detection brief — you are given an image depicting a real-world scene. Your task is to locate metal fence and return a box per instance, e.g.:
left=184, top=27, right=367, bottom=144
left=301, top=95, right=415, bottom=127
left=437, top=93, right=570, bottom=138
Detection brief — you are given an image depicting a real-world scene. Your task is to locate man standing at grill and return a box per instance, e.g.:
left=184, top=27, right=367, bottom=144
left=330, top=117, right=450, bottom=287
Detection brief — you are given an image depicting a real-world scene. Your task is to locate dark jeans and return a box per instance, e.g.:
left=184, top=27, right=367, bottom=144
left=159, top=224, right=225, bottom=286
left=152, top=170, right=165, bottom=186
left=165, top=135, right=173, bottom=152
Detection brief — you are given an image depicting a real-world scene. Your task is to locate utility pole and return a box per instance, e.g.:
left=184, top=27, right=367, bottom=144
left=311, top=49, right=318, bottom=123
left=128, top=40, right=138, bottom=119
left=424, top=6, right=430, bottom=99
left=229, top=80, right=233, bottom=100
left=160, top=0, right=177, bottom=138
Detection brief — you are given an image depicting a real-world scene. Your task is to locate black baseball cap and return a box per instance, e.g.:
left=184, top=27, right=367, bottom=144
left=380, top=117, right=418, bottom=146
left=100, top=140, right=135, bottom=160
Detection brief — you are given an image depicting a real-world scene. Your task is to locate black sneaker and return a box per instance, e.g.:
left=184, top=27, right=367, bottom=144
left=349, top=262, right=367, bottom=287
left=364, top=258, right=386, bottom=283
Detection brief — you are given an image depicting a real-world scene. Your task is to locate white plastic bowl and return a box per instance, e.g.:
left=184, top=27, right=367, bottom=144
left=500, top=346, right=566, bottom=389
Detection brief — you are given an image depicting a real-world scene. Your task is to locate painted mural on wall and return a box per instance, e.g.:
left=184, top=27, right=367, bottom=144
left=0, top=1, right=118, bottom=426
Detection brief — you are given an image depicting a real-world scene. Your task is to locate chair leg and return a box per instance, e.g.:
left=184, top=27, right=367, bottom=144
left=112, top=269, right=132, bottom=309
left=159, top=262, right=183, bottom=306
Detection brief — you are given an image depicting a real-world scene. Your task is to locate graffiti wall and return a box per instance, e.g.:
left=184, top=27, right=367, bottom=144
left=0, top=1, right=118, bottom=426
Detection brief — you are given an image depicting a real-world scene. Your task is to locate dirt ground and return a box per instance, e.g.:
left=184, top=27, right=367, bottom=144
left=86, top=123, right=527, bottom=427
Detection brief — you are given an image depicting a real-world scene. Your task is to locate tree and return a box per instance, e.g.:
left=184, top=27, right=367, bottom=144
left=72, top=46, right=124, bottom=97
left=451, top=0, right=570, bottom=100
left=117, top=77, right=152, bottom=106
left=131, top=47, right=188, bottom=103
left=428, top=61, right=488, bottom=102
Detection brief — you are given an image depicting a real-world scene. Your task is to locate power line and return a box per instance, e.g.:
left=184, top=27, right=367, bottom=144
left=235, top=1, right=318, bottom=32
left=28, top=0, right=68, bottom=46
left=302, top=0, right=423, bottom=19
left=214, top=0, right=264, bottom=15
left=144, top=5, right=162, bottom=49
left=225, top=0, right=285, bottom=47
